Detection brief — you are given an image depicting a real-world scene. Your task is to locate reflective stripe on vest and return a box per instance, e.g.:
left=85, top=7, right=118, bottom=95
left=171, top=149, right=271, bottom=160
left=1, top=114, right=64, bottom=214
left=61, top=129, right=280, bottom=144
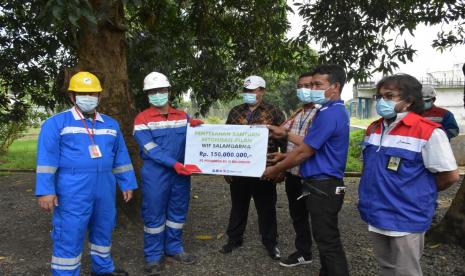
left=60, top=127, right=117, bottom=137
left=425, top=116, right=443, bottom=123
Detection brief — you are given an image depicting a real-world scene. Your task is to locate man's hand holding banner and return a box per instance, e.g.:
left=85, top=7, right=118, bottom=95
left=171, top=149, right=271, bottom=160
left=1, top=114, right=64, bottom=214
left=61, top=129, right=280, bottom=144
left=184, top=124, right=269, bottom=177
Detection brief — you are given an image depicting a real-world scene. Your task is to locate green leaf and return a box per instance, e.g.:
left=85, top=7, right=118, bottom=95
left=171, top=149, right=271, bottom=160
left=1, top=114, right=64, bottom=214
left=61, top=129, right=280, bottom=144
left=68, top=7, right=81, bottom=27
left=81, top=8, right=97, bottom=27
left=52, top=5, right=63, bottom=20
left=68, top=13, right=80, bottom=27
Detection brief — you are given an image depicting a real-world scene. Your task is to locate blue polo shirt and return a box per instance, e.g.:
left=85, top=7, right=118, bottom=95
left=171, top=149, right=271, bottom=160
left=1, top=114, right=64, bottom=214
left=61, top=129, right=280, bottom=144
left=300, top=100, right=349, bottom=179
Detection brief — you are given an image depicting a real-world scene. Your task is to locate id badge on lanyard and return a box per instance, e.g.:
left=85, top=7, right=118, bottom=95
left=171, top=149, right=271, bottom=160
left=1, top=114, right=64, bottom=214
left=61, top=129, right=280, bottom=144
left=76, top=108, right=102, bottom=159
left=387, top=156, right=401, bottom=172
left=89, top=144, right=102, bottom=158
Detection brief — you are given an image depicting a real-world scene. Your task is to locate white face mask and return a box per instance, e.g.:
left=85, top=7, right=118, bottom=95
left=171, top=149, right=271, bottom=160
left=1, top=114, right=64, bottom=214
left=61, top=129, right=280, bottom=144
left=242, top=93, right=257, bottom=104
left=296, top=88, right=313, bottom=103
left=76, top=95, right=99, bottom=113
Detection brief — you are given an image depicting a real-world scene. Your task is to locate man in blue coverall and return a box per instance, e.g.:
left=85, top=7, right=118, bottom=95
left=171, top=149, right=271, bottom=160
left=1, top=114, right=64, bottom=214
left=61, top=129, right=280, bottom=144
left=133, top=72, right=203, bottom=275
left=36, top=71, right=137, bottom=276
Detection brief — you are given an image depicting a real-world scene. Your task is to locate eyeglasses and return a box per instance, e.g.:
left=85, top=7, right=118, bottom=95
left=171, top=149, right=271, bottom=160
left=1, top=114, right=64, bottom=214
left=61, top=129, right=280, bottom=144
left=374, top=93, right=401, bottom=101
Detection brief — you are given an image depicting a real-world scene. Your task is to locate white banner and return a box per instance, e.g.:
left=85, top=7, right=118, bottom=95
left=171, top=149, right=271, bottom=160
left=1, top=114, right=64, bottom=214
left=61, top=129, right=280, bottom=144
left=184, top=124, right=269, bottom=177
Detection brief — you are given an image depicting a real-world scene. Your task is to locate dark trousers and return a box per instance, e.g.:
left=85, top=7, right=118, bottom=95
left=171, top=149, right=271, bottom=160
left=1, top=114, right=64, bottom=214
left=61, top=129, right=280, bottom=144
left=226, top=177, right=277, bottom=249
left=304, top=178, right=349, bottom=276
left=285, top=173, right=312, bottom=256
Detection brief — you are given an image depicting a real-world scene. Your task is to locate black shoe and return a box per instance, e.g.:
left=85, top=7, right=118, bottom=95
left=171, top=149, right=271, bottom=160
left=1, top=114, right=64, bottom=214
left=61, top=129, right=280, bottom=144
left=91, top=268, right=129, bottom=276
left=279, top=251, right=313, bottom=267
left=170, top=252, right=196, bottom=264
left=267, top=246, right=281, bottom=260
left=144, top=262, right=161, bottom=276
left=219, top=240, right=243, bottom=254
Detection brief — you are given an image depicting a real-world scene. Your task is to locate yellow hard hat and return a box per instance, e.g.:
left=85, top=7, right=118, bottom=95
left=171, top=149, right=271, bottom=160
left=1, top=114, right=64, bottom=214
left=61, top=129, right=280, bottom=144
left=68, top=72, right=102, bottom=93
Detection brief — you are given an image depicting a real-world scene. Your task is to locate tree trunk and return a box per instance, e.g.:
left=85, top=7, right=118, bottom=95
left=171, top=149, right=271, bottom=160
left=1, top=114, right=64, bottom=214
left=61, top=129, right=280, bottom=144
left=76, top=0, right=141, bottom=224
left=426, top=176, right=465, bottom=247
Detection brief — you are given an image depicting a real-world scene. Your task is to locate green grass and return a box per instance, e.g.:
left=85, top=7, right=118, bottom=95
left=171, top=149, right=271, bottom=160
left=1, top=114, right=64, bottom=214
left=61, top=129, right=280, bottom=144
left=0, top=139, right=37, bottom=169
left=345, top=129, right=364, bottom=172
left=18, top=127, right=40, bottom=140
left=350, top=117, right=375, bottom=127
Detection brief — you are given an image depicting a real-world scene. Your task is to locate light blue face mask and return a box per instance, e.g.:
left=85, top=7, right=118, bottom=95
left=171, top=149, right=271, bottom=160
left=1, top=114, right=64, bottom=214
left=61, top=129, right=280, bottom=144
left=376, top=98, right=397, bottom=119
left=309, top=89, right=330, bottom=105
left=296, top=88, right=313, bottom=103
left=424, top=100, right=433, bottom=110
left=148, top=93, right=169, bottom=107
left=242, top=93, right=257, bottom=104
left=76, top=95, right=99, bottom=113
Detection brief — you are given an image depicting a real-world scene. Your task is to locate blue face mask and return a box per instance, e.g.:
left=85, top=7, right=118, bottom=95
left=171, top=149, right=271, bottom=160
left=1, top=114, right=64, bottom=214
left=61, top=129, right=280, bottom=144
left=76, top=95, right=99, bottom=113
left=242, top=93, right=257, bottom=104
left=376, top=98, right=397, bottom=119
left=296, top=88, right=313, bottom=103
left=148, top=93, right=169, bottom=107
left=309, top=89, right=330, bottom=105
left=424, top=100, right=433, bottom=110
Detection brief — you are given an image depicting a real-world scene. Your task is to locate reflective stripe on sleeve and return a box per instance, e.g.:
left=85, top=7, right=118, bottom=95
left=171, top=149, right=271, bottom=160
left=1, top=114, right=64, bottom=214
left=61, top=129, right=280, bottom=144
left=134, top=124, right=150, bottom=131
left=144, top=224, right=165, bottom=234
left=166, top=220, right=184, bottom=229
left=51, top=254, right=82, bottom=266
left=112, top=164, right=134, bottom=174
left=36, top=166, right=58, bottom=174
left=144, top=142, right=158, bottom=151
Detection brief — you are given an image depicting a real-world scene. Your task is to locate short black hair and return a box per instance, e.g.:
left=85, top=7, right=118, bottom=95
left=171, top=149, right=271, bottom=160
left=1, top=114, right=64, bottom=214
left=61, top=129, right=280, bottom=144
left=298, top=72, right=313, bottom=80
left=376, top=74, right=424, bottom=114
left=311, top=64, right=346, bottom=91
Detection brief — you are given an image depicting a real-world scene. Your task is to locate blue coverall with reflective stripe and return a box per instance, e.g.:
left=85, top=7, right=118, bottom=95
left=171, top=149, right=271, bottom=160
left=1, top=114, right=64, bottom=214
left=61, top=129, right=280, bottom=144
left=133, top=107, right=190, bottom=264
left=35, top=107, right=137, bottom=276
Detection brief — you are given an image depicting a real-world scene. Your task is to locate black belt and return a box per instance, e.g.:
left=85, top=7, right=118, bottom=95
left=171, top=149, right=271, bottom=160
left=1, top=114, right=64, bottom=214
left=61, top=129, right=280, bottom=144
left=304, top=176, right=339, bottom=182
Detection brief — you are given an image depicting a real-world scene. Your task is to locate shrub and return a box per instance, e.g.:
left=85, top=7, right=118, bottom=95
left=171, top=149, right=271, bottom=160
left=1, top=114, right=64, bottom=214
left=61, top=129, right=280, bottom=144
left=205, top=115, right=224, bottom=124
left=0, top=121, right=28, bottom=155
left=346, top=129, right=365, bottom=172
left=0, top=107, right=48, bottom=155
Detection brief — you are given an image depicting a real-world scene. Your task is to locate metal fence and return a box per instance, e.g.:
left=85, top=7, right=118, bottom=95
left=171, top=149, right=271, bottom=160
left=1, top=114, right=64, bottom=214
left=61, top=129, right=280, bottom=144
left=356, top=78, right=464, bottom=89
